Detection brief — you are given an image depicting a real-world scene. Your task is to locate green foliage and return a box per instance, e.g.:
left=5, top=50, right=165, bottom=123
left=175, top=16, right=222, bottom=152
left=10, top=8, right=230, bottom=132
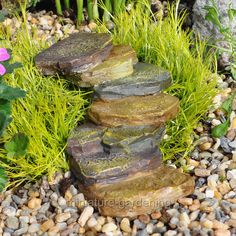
left=211, top=92, right=236, bottom=138
left=4, top=133, right=29, bottom=158
left=99, top=0, right=219, bottom=161
left=204, top=0, right=236, bottom=79
left=0, top=167, right=7, bottom=192
left=0, top=83, right=26, bottom=101
left=0, top=16, right=89, bottom=188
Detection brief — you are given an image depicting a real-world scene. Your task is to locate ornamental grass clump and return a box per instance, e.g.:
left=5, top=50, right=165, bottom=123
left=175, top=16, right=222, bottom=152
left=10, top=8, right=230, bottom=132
left=0, top=14, right=89, bottom=188
left=100, top=0, right=219, bottom=162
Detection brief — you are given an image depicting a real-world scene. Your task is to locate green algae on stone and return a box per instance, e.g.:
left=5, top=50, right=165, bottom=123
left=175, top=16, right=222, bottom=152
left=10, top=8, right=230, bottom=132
left=35, top=32, right=113, bottom=75
left=94, top=62, right=171, bottom=99
left=88, top=93, right=180, bottom=127
left=81, top=165, right=195, bottom=217
left=67, top=123, right=106, bottom=159
left=70, top=149, right=162, bottom=186
left=80, top=45, right=138, bottom=87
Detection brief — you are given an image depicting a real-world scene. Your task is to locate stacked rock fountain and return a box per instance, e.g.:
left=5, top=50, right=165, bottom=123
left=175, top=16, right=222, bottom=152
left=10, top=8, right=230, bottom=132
left=35, top=32, right=194, bottom=218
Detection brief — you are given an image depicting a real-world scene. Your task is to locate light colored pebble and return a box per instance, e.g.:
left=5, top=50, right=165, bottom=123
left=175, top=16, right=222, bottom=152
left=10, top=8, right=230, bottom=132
left=164, top=230, right=177, bottom=236
left=102, top=222, right=117, bottom=233
left=189, top=210, right=200, bottom=221
left=13, top=226, right=28, bottom=235
left=41, top=219, right=55, bottom=232
left=202, top=219, right=213, bottom=229
left=55, top=212, right=71, bottom=223
left=194, top=168, right=211, bottom=177
left=58, top=196, right=67, bottom=206
left=27, top=198, right=42, bottom=210
left=205, top=188, right=215, bottom=198
left=120, top=218, right=132, bottom=233
left=227, top=169, right=236, bottom=180
left=28, top=223, right=40, bottom=233
left=6, top=216, right=19, bottom=229
left=78, top=205, right=94, bottom=227
left=97, top=216, right=106, bottom=226
left=214, top=229, right=231, bottom=236
left=199, top=142, right=212, bottom=151
left=146, top=223, right=154, bottom=234
left=213, top=220, right=229, bottom=230
left=218, top=181, right=231, bottom=195
left=87, top=217, right=97, bottom=228
left=178, top=198, right=193, bottom=206
left=2, top=206, right=16, bottom=217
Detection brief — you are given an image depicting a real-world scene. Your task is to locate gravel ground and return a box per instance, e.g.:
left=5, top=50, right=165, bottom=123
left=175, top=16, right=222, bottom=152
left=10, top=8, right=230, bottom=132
left=1, top=10, right=236, bottom=236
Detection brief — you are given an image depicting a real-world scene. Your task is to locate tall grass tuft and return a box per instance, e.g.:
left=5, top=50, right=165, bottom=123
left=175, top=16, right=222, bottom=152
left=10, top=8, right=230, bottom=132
left=99, top=0, right=219, bottom=162
left=0, top=15, right=89, bottom=188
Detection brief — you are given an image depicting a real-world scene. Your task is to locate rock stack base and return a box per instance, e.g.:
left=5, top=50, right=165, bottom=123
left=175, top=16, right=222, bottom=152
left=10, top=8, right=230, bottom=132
left=35, top=32, right=195, bottom=217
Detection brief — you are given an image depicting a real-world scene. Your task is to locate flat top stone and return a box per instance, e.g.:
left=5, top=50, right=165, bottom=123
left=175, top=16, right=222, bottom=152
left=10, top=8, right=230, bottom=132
left=88, top=93, right=179, bottom=127
left=79, top=45, right=138, bottom=87
left=35, top=32, right=112, bottom=75
left=69, top=149, right=162, bottom=186
left=80, top=165, right=195, bottom=217
left=94, top=62, right=171, bottom=99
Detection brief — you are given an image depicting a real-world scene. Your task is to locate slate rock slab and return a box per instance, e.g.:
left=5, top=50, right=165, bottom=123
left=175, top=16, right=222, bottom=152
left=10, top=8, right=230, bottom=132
left=69, top=149, right=162, bottom=187
left=102, top=125, right=165, bottom=154
left=67, top=123, right=165, bottom=157
left=88, top=93, right=179, bottom=127
left=67, top=123, right=105, bottom=159
left=94, top=62, right=171, bottom=99
left=35, top=33, right=113, bottom=75
left=80, top=45, right=138, bottom=87
left=80, top=165, right=195, bottom=217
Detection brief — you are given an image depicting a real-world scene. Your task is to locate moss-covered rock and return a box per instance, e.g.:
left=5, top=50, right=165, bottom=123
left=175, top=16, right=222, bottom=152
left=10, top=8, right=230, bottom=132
left=80, top=45, right=138, bottom=87
left=35, top=32, right=113, bottom=76
left=80, top=165, right=195, bottom=217
left=88, top=93, right=179, bottom=127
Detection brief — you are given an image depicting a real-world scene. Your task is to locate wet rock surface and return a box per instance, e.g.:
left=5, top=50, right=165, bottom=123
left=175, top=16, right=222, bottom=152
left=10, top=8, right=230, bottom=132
left=88, top=93, right=179, bottom=127
left=35, top=32, right=113, bottom=75
left=94, top=62, right=171, bottom=100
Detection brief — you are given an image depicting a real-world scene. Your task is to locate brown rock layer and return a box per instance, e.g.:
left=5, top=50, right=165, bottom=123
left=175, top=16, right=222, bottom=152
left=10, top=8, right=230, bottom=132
left=80, top=165, right=195, bottom=218
left=69, top=149, right=162, bottom=187
left=80, top=45, right=138, bottom=87
left=88, top=93, right=180, bottom=127
left=35, top=32, right=112, bottom=75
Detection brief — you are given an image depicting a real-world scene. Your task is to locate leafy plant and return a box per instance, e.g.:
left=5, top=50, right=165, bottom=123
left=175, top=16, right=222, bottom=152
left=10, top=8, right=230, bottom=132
left=5, top=133, right=29, bottom=158
left=0, top=46, right=28, bottom=191
left=211, top=93, right=236, bottom=138
left=99, top=0, right=219, bottom=162
left=204, top=0, right=236, bottom=79
left=0, top=167, right=7, bottom=192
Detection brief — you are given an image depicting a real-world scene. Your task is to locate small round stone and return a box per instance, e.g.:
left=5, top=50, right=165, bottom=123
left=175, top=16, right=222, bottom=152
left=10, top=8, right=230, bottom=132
left=55, top=212, right=71, bottom=223
left=27, top=198, right=42, bottom=210
left=87, top=217, right=97, bottom=228
left=6, top=216, right=19, bottom=230
left=102, top=222, right=117, bottom=233
left=28, top=223, right=40, bottom=233
left=120, top=218, right=132, bottom=233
